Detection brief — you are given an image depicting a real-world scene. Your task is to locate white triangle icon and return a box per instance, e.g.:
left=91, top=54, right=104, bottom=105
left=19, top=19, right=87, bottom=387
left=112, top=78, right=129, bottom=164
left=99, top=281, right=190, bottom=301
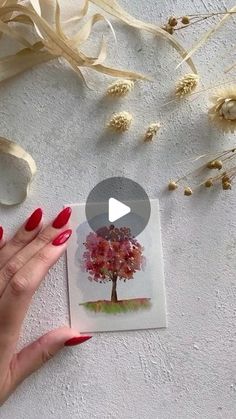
left=109, top=198, right=131, bottom=223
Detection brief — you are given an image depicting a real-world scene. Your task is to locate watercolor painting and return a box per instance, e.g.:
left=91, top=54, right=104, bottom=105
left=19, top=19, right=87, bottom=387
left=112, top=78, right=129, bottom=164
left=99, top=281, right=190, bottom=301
left=67, top=200, right=167, bottom=333
left=81, top=225, right=151, bottom=314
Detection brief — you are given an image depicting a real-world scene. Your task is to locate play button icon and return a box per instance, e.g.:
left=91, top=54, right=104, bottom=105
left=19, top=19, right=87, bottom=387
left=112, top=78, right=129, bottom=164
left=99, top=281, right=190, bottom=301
left=85, top=177, right=151, bottom=238
left=109, top=198, right=131, bottom=222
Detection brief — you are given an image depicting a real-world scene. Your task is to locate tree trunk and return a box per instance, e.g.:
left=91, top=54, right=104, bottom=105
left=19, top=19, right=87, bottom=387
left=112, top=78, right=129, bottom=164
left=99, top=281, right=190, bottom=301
left=111, top=275, right=118, bottom=302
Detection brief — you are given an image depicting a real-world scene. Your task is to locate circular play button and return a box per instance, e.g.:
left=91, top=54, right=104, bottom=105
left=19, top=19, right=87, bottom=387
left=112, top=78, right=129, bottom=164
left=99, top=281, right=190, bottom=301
left=85, top=177, right=151, bottom=238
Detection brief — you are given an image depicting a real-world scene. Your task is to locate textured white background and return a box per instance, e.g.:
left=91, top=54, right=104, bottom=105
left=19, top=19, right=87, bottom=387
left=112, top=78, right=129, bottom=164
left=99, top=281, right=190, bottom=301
left=0, top=0, right=236, bottom=418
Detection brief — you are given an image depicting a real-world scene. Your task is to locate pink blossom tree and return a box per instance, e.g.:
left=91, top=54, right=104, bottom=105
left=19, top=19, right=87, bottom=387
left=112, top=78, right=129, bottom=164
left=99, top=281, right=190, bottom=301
left=83, top=226, right=145, bottom=302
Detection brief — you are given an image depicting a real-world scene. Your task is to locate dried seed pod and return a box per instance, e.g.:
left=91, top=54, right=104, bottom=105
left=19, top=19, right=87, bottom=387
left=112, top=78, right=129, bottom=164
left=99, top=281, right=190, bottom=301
left=168, top=16, right=178, bottom=27
left=107, top=111, right=133, bottom=132
left=221, top=100, right=236, bottom=120
left=207, top=161, right=216, bottom=169
left=222, top=181, right=232, bottom=190
left=184, top=187, right=193, bottom=196
left=168, top=181, right=178, bottom=191
left=144, top=123, right=161, bottom=142
left=207, top=160, right=223, bottom=170
left=208, top=87, right=236, bottom=133
left=107, top=79, right=135, bottom=97
left=205, top=178, right=213, bottom=188
left=181, top=16, right=190, bottom=25
left=175, top=73, right=199, bottom=97
left=213, top=160, right=223, bottom=170
left=222, top=174, right=230, bottom=183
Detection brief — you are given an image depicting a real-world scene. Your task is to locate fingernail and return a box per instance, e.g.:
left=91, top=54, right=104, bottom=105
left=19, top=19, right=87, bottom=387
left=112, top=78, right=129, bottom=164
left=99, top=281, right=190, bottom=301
left=52, top=207, right=72, bottom=229
left=0, top=226, right=3, bottom=241
left=64, top=336, right=92, bottom=347
left=25, top=208, right=43, bottom=232
left=52, top=229, right=72, bottom=246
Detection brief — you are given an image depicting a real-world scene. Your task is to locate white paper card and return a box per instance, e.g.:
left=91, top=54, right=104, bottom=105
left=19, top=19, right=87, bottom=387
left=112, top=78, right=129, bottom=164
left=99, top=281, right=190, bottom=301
left=66, top=199, right=167, bottom=333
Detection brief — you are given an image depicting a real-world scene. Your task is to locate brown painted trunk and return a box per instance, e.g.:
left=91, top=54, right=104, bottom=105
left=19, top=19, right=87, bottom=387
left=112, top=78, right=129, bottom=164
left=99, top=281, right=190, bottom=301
left=111, top=275, right=118, bottom=302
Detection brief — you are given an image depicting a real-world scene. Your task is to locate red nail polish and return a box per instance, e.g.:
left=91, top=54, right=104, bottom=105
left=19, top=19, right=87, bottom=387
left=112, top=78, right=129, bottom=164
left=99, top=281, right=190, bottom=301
left=52, top=229, right=72, bottom=246
left=25, top=208, right=43, bottom=232
left=53, top=207, right=72, bottom=229
left=0, top=226, right=3, bottom=241
left=64, top=336, right=92, bottom=347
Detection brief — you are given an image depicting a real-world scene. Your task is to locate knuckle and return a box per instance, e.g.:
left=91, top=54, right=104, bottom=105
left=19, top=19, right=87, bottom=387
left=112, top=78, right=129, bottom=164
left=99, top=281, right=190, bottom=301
left=37, top=337, right=55, bottom=364
left=11, top=234, right=28, bottom=249
left=42, top=349, right=54, bottom=364
left=10, top=274, right=30, bottom=296
left=35, top=232, right=50, bottom=247
left=36, top=251, right=50, bottom=265
left=3, top=258, right=23, bottom=281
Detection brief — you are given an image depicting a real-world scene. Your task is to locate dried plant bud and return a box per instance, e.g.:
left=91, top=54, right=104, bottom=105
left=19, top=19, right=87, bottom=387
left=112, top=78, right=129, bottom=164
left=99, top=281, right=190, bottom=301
left=205, top=178, right=213, bottom=188
left=144, top=123, right=161, bottom=142
left=107, top=111, right=133, bottom=132
left=207, top=161, right=216, bottom=169
left=222, top=174, right=230, bottom=183
left=207, top=160, right=223, bottom=170
left=175, top=73, right=199, bottom=98
left=222, top=181, right=232, bottom=190
left=107, top=79, right=135, bottom=97
left=184, top=187, right=193, bottom=196
left=168, top=16, right=178, bottom=27
left=220, top=100, right=236, bottom=120
left=168, top=181, right=178, bottom=191
left=213, top=160, right=223, bottom=170
left=208, top=87, right=236, bottom=133
left=181, top=16, right=190, bottom=25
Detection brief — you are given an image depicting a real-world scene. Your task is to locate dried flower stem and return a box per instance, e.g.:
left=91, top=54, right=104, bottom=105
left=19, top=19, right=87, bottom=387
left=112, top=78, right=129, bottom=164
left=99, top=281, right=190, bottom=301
left=165, top=11, right=236, bottom=34
left=173, top=163, right=208, bottom=184
left=161, top=79, right=236, bottom=108
left=174, top=17, right=209, bottom=31
left=168, top=147, right=236, bottom=196
left=185, top=11, right=236, bottom=17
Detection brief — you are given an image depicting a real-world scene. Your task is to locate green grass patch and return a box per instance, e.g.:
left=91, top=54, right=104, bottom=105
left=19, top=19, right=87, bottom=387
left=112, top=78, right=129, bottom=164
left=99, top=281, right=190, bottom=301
left=80, top=298, right=151, bottom=314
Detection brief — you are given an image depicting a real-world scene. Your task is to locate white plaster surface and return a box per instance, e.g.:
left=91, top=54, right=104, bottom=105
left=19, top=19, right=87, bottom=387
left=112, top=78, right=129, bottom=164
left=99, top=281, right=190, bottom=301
left=0, top=0, right=236, bottom=418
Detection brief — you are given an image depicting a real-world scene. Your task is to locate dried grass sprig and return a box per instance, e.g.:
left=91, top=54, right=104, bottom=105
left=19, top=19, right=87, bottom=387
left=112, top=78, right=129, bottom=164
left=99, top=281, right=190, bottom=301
left=161, top=79, right=236, bottom=108
left=106, top=79, right=134, bottom=97
left=107, top=111, right=133, bottom=132
left=168, top=147, right=236, bottom=196
left=175, top=73, right=199, bottom=97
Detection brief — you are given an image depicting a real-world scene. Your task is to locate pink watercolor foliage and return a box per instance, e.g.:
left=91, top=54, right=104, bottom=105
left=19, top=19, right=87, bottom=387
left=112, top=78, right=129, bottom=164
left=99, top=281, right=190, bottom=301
left=82, top=225, right=146, bottom=284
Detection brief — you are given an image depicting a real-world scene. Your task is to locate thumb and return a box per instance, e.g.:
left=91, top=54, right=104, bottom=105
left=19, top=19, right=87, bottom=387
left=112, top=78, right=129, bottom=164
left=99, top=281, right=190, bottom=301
left=11, top=327, right=92, bottom=387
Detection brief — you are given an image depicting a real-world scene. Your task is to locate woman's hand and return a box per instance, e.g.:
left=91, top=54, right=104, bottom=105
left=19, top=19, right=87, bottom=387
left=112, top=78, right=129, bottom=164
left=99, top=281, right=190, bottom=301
left=0, top=208, right=91, bottom=406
